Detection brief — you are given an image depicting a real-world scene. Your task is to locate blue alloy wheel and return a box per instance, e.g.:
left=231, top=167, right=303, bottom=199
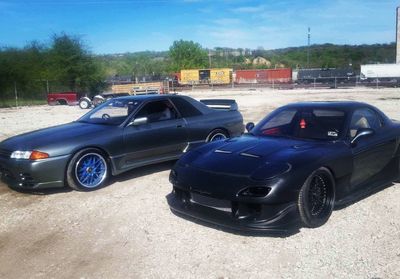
left=75, top=153, right=107, bottom=188
left=207, top=129, right=229, bottom=142
left=210, top=133, right=227, bottom=141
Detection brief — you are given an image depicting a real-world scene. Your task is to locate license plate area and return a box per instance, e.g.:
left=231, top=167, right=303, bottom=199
left=190, top=193, right=232, bottom=213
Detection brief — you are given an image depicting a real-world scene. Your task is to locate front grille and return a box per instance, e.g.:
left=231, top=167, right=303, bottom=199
left=190, top=193, right=232, bottom=212
left=0, top=148, right=11, bottom=158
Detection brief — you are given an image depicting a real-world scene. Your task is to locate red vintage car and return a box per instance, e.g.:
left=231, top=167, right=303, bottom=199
left=47, top=92, right=79, bottom=106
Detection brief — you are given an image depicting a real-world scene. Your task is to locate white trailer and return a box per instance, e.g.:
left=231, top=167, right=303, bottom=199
left=360, top=64, right=400, bottom=81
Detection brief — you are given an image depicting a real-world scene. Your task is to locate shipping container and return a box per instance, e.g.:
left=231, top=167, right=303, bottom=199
left=210, top=68, right=232, bottom=84
left=360, top=64, right=400, bottom=80
left=235, top=70, right=258, bottom=83
left=256, top=70, right=268, bottom=82
left=180, top=69, right=200, bottom=85
left=235, top=68, right=292, bottom=84
left=266, top=68, right=292, bottom=83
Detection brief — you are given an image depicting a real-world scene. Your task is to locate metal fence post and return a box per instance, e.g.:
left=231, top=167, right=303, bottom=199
left=14, top=81, right=18, bottom=107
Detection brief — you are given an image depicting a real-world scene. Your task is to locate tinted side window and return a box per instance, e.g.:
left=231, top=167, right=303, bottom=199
left=171, top=97, right=202, bottom=117
left=261, top=109, right=297, bottom=130
left=136, top=100, right=178, bottom=123
left=349, top=108, right=381, bottom=138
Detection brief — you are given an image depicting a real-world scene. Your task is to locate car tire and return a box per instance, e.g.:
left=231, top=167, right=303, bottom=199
left=79, top=98, right=91, bottom=109
left=395, top=157, right=400, bottom=182
left=206, top=129, right=229, bottom=142
left=298, top=167, right=335, bottom=228
left=66, top=148, right=109, bottom=191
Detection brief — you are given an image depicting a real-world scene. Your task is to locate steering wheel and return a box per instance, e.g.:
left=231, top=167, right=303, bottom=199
left=102, top=113, right=111, bottom=120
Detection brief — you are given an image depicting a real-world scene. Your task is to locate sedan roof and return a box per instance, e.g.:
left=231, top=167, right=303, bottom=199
left=283, top=101, right=374, bottom=111
left=113, top=94, right=176, bottom=102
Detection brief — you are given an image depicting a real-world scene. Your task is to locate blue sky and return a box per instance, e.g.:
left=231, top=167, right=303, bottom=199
left=0, top=0, right=398, bottom=54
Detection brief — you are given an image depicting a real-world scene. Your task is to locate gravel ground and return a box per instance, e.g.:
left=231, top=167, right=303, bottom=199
left=0, top=87, right=399, bottom=278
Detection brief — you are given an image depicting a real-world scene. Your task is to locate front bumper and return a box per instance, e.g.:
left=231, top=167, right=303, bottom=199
left=0, top=154, right=70, bottom=189
left=167, top=187, right=300, bottom=233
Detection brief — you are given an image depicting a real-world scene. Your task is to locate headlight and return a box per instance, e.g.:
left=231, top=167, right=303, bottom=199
left=238, top=186, right=271, bottom=197
left=10, top=151, right=32, bottom=159
left=10, top=150, right=49, bottom=160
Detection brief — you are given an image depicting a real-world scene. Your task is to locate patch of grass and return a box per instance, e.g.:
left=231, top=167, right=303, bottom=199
left=0, top=99, right=47, bottom=108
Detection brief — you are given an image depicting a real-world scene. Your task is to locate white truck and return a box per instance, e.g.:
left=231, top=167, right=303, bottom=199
left=360, top=64, right=400, bottom=82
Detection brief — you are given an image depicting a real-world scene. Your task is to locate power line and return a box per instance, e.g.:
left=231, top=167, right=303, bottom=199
left=307, top=27, right=310, bottom=68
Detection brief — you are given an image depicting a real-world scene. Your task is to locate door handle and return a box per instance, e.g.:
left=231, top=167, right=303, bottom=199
left=176, top=124, right=183, bottom=128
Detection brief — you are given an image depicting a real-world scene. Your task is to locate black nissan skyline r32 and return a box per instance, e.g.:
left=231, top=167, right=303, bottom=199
left=0, top=94, right=243, bottom=191
left=169, top=101, right=400, bottom=232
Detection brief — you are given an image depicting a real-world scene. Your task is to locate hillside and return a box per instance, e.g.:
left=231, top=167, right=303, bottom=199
left=97, top=43, right=396, bottom=78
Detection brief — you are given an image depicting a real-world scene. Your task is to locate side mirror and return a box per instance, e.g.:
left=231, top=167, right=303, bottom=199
left=351, top=128, right=374, bottom=146
left=245, top=122, right=255, bottom=132
left=128, top=117, right=148, bottom=126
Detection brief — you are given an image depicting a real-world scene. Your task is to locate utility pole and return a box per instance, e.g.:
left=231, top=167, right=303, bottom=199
left=208, top=49, right=212, bottom=68
left=307, top=27, right=311, bottom=68
left=396, top=7, right=400, bottom=63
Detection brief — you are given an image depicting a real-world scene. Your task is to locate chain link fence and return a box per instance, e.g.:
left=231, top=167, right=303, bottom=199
left=1, top=77, right=398, bottom=108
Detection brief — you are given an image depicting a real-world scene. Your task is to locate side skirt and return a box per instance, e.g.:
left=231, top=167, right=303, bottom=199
left=110, top=154, right=181, bottom=176
left=335, top=156, right=399, bottom=207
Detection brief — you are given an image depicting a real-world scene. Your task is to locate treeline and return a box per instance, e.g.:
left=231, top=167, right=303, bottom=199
left=257, top=43, right=396, bottom=69
left=100, top=42, right=396, bottom=78
left=0, top=34, right=105, bottom=106
left=0, top=36, right=396, bottom=107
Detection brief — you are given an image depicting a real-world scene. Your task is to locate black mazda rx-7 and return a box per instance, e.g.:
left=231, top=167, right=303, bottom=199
left=169, top=101, right=400, bottom=232
left=0, top=94, right=243, bottom=191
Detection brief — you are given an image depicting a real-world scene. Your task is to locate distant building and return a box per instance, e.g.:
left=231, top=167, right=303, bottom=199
left=253, top=57, right=271, bottom=67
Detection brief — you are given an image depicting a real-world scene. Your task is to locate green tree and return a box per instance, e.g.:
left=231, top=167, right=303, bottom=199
left=49, top=33, right=105, bottom=93
left=168, top=40, right=208, bottom=71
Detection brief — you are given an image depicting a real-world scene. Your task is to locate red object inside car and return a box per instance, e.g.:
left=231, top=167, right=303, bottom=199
left=262, top=127, right=281, bottom=135
left=300, top=119, right=307, bottom=129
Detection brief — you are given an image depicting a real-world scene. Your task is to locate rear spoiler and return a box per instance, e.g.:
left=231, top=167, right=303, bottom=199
left=200, top=99, right=238, bottom=111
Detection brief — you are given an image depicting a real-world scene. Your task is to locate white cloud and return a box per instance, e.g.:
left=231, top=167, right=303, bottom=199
left=212, top=18, right=242, bottom=26
left=232, top=5, right=265, bottom=13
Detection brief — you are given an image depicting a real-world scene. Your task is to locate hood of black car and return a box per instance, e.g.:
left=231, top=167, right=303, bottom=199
left=188, top=135, right=319, bottom=179
left=0, top=122, right=114, bottom=151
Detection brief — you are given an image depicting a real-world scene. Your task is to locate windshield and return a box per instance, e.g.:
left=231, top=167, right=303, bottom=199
left=252, top=108, right=346, bottom=141
left=78, top=98, right=141, bottom=125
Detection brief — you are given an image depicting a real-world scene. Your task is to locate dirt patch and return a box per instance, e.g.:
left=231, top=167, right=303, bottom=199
left=0, top=87, right=399, bottom=278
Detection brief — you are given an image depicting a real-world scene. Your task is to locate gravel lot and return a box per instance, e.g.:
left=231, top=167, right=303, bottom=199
left=0, top=87, right=399, bottom=278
